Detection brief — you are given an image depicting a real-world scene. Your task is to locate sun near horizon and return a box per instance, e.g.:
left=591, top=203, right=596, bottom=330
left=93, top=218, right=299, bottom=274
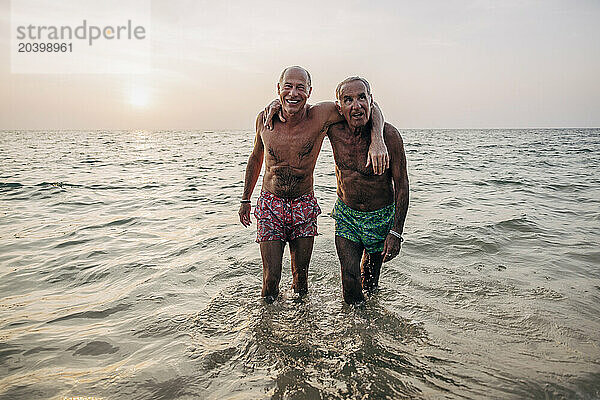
left=1, top=1, right=599, bottom=130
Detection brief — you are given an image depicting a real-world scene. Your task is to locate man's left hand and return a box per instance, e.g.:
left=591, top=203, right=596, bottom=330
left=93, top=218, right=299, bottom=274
left=366, top=140, right=389, bottom=175
left=381, top=233, right=402, bottom=262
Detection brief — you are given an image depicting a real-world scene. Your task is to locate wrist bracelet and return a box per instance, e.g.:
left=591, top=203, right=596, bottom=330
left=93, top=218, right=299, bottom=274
left=389, top=229, right=404, bottom=242
left=240, top=199, right=251, bottom=204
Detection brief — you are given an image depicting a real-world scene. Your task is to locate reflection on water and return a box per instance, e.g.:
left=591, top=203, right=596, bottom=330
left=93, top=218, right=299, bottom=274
left=0, top=129, right=599, bottom=399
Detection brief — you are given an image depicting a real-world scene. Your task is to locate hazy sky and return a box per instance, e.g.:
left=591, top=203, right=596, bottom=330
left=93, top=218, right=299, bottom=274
left=1, top=0, right=599, bottom=129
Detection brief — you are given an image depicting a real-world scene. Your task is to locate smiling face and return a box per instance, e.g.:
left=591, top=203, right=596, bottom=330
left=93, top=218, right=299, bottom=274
left=336, top=79, right=373, bottom=130
left=277, top=67, right=312, bottom=115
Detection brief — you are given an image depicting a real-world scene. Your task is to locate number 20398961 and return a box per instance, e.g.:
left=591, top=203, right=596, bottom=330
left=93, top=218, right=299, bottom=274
left=18, top=42, right=73, bottom=52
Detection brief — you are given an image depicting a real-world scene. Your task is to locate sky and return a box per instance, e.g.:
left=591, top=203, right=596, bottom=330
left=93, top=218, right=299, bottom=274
left=1, top=0, right=599, bottom=130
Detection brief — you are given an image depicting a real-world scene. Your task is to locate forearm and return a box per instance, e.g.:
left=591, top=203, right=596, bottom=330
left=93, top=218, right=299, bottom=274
left=370, top=102, right=384, bottom=143
left=242, top=154, right=263, bottom=200
left=392, top=182, right=409, bottom=233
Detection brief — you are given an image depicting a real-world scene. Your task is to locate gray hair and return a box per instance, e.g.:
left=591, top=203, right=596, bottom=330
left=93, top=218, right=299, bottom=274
left=335, top=76, right=371, bottom=100
left=279, top=66, right=312, bottom=88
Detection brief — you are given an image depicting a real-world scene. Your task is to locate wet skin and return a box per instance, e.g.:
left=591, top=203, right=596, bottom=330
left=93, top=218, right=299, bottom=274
left=328, top=80, right=409, bottom=304
left=239, top=68, right=388, bottom=301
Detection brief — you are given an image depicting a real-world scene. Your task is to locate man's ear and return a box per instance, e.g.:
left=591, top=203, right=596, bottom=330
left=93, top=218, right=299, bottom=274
left=335, top=101, right=341, bottom=114
left=308, top=86, right=313, bottom=98
left=369, top=94, right=374, bottom=107
left=277, top=82, right=281, bottom=95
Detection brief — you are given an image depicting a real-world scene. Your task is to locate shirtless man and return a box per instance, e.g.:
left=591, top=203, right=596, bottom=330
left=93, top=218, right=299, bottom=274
left=328, top=77, right=409, bottom=304
left=238, top=66, right=388, bottom=303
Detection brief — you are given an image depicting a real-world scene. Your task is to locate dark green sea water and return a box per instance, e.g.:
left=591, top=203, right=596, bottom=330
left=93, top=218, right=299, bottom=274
left=0, top=129, right=599, bottom=399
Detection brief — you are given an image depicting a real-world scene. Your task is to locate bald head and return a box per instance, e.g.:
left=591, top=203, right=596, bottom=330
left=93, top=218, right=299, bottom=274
left=279, top=66, right=311, bottom=88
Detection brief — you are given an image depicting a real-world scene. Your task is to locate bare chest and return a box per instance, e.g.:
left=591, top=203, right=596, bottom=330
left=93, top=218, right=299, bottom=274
left=330, top=129, right=373, bottom=176
left=262, top=125, right=321, bottom=166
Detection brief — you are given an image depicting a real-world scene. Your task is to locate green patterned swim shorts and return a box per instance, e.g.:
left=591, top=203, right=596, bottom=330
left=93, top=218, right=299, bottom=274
left=330, top=198, right=394, bottom=253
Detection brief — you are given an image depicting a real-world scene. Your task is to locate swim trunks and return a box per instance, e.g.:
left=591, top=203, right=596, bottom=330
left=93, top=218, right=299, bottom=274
left=254, top=190, right=321, bottom=242
left=331, top=198, right=394, bottom=253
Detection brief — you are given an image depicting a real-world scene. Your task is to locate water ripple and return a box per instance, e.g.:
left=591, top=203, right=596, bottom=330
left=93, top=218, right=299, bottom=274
left=1, top=129, right=599, bottom=399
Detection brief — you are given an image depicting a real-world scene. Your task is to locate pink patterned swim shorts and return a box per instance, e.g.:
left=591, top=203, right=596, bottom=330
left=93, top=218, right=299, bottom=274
left=254, top=190, right=321, bottom=243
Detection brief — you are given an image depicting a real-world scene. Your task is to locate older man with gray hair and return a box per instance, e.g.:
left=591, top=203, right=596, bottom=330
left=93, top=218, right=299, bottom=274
left=328, top=76, right=409, bottom=304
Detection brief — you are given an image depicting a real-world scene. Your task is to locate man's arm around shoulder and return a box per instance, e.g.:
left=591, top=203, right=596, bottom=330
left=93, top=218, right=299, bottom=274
left=309, top=101, right=343, bottom=130
left=313, top=101, right=389, bottom=174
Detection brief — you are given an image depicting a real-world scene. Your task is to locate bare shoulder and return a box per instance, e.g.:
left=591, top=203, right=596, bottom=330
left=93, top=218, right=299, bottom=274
left=308, top=101, right=336, bottom=114
left=307, top=101, right=341, bottom=128
left=255, top=111, right=265, bottom=133
left=255, top=110, right=264, bottom=125
left=383, top=122, right=403, bottom=147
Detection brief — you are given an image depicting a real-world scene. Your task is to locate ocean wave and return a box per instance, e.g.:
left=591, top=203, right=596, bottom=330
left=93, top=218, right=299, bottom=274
left=2, top=129, right=599, bottom=399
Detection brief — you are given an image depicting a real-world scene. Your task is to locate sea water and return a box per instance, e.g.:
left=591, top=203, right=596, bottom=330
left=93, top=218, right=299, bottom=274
left=0, top=129, right=599, bottom=399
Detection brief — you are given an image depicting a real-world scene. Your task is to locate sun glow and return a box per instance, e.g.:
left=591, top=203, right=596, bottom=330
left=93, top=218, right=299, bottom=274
left=129, top=87, right=150, bottom=108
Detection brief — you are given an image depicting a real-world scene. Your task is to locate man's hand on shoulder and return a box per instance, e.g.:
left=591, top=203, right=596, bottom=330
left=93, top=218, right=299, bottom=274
left=263, top=99, right=285, bottom=130
left=312, top=101, right=343, bottom=131
left=365, top=103, right=389, bottom=175
left=366, top=140, right=389, bottom=175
